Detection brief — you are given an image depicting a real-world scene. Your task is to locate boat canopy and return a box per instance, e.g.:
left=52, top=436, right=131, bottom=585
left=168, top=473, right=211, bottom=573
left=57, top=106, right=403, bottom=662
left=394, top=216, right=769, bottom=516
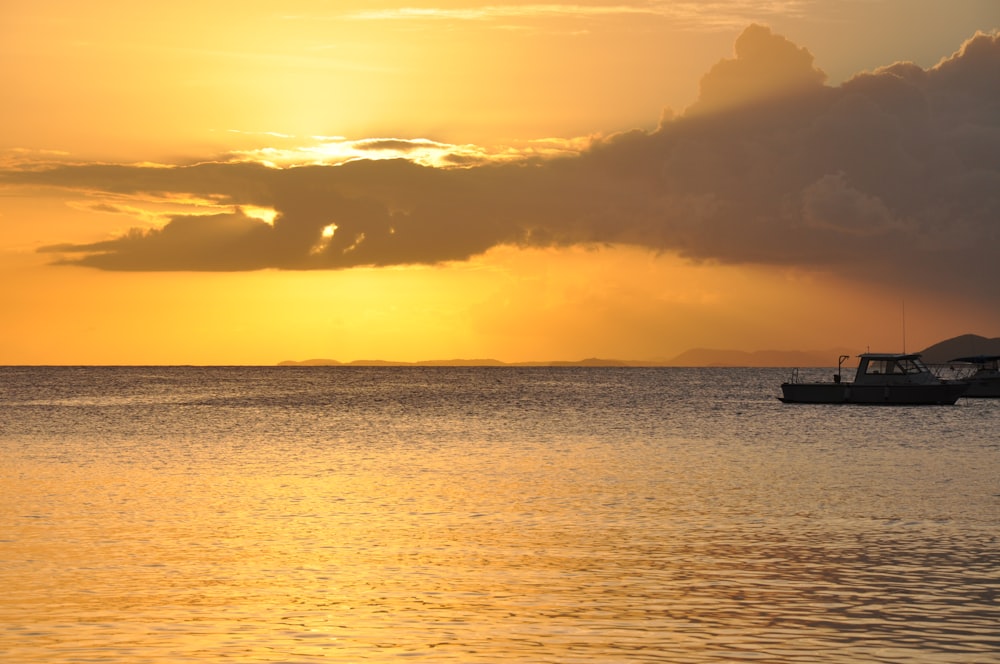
left=858, top=353, right=923, bottom=360
left=948, top=355, right=1000, bottom=363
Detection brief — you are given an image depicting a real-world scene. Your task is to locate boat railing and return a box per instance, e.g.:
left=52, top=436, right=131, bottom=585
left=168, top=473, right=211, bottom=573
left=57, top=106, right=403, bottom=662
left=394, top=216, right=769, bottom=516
left=834, top=354, right=850, bottom=383
left=784, top=355, right=856, bottom=385
left=929, top=362, right=977, bottom=381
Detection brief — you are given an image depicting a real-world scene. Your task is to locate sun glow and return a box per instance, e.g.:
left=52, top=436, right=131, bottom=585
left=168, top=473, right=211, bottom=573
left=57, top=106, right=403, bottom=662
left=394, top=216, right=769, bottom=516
left=1, top=3, right=997, bottom=365
left=310, top=223, right=338, bottom=255
left=242, top=206, right=278, bottom=225
left=224, top=135, right=591, bottom=169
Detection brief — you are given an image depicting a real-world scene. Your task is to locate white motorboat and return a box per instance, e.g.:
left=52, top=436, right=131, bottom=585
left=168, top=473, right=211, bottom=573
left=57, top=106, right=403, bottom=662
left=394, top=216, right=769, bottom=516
left=948, top=355, right=1000, bottom=398
left=780, top=353, right=968, bottom=405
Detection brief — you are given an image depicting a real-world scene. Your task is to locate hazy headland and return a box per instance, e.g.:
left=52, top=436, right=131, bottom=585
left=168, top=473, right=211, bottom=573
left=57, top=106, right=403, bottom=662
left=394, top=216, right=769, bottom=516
left=279, top=334, right=1000, bottom=368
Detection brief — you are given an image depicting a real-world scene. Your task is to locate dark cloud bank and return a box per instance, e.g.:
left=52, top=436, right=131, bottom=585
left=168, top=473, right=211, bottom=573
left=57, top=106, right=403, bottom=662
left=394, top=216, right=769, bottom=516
left=8, top=25, right=1000, bottom=301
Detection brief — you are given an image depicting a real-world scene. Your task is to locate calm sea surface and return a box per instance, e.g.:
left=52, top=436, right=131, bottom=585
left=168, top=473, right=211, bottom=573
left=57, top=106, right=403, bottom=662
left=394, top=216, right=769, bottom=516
left=1, top=366, right=997, bottom=663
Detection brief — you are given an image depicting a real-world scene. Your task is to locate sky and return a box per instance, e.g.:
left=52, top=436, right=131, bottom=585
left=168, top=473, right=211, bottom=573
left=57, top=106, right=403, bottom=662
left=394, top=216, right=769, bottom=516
left=1, top=1, right=999, bottom=365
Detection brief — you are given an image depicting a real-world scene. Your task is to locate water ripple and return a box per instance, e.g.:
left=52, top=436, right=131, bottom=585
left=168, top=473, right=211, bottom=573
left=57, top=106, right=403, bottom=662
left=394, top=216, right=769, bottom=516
left=1, top=367, right=998, bottom=662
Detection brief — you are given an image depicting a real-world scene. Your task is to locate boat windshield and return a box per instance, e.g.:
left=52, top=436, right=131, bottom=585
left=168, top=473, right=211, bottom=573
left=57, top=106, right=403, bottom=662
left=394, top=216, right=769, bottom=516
left=864, top=357, right=927, bottom=375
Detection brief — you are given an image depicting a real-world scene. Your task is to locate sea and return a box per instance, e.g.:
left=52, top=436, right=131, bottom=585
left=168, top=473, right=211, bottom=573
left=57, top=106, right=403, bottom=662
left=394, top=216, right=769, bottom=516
left=1, top=366, right=997, bottom=663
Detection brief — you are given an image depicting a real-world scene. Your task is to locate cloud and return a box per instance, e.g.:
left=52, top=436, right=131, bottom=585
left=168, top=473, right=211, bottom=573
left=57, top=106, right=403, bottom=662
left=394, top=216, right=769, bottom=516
left=800, top=172, right=902, bottom=237
left=687, top=22, right=826, bottom=114
left=335, top=2, right=810, bottom=31
left=5, top=25, right=1000, bottom=303
left=40, top=210, right=275, bottom=271
left=340, top=5, right=656, bottom=22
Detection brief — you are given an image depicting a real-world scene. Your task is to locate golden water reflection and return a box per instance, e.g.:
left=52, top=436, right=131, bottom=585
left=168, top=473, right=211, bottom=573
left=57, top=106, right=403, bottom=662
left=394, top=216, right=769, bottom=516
left=3, top=436, right=998, bottom=663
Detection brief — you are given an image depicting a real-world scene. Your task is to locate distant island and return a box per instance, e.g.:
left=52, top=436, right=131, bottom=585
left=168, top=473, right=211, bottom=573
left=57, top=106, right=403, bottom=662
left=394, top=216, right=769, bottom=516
left=279, top=334, right=1000, bottom=368
left=917, top=334, right=1000, bottom=364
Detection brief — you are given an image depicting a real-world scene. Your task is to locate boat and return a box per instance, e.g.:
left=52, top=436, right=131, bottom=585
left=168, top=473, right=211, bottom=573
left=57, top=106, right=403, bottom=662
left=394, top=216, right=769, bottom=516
left=779, top=353, right=968, bottom=405
left=947, top=355, right=1000, bottom=398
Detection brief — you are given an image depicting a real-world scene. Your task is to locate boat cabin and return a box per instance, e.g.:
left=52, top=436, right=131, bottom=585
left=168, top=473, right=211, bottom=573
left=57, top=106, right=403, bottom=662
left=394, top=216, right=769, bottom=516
left=853, top=353, right=936, bottom=385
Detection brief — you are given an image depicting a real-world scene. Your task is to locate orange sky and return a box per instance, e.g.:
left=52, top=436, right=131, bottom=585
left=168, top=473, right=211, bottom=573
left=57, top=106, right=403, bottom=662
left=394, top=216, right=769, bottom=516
left=2, top=1, right=999, bottom=364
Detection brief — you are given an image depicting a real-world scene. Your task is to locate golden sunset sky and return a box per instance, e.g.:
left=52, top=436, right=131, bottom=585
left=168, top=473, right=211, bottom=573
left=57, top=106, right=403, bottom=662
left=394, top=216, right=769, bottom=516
left=2, top=0, right=999, bottom=364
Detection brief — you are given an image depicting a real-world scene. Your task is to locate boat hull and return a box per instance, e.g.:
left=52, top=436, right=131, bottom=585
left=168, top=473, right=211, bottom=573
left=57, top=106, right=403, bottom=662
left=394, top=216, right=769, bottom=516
left=779, top=382, right=967, bottom=405
left=962, top=378, right=1000, bottom=398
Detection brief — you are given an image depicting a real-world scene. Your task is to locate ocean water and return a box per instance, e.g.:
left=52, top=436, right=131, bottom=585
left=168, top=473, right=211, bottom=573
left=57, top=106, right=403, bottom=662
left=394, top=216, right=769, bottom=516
left=1, top=366, right=997, bottom=663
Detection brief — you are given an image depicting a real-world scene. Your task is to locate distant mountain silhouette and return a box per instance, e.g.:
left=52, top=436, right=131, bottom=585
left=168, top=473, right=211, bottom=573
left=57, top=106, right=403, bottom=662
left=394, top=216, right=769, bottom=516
left=278, top=357, right=653, bottom=367
left=276, top=351, right=848, bottom=367
left=277, top=358, right=507, bottom=366
left=663, top=348, right=854, bottom=367
left=277, top=334, right=998, bottom=368
left=918, top=334, right=1000, bottom=364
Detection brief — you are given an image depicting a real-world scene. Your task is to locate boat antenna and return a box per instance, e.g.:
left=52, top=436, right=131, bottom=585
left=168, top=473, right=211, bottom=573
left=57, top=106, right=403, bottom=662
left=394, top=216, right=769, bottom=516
left=901, top=297, right=906, bottom=353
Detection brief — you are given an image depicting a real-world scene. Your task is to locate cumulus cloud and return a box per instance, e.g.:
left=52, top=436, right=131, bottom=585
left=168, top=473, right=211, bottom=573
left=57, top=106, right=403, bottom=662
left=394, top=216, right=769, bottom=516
left=687, top=23, right=827, bottom=114
left=5, top=25, right=1000, bottom=301
left=800, top=173, right=902, bottom=237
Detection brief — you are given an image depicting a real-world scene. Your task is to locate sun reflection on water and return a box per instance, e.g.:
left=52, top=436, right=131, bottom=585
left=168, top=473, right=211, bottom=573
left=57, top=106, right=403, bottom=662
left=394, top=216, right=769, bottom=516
left=1, top=367, right=998, bottom=662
